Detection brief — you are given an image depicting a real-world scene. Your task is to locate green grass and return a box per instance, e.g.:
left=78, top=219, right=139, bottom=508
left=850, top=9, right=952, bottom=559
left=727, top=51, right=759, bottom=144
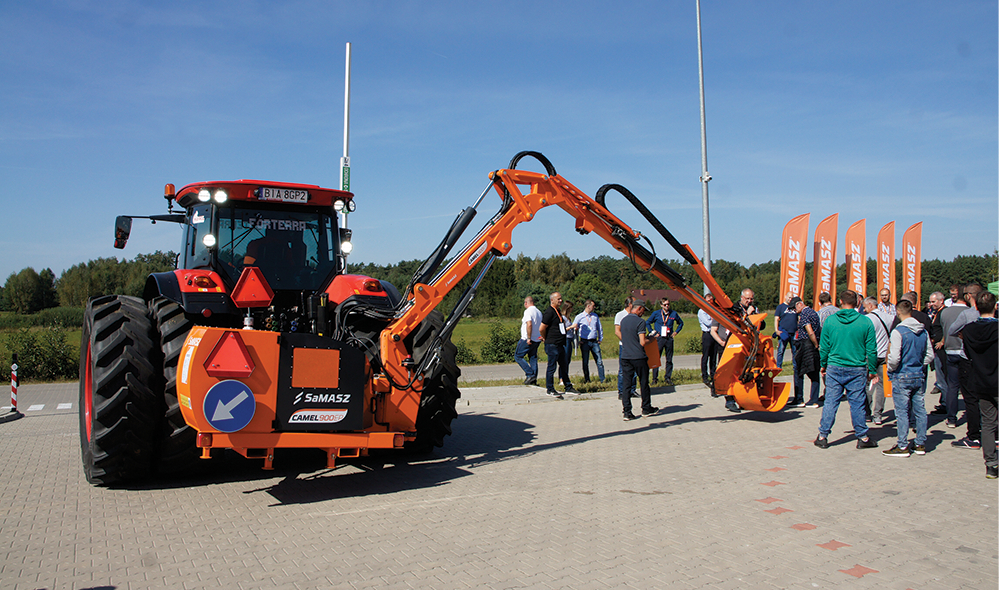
left=450, top=314, right=702, bottom=364
left=462, top=368, right=704, bottom=390
left=0, top=312, right=707, bottom=375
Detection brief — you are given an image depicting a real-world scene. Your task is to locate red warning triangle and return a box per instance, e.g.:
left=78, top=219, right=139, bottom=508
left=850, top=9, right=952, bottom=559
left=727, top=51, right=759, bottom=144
left=231, top=267, right=274, bottom=308
left=203, top=331, right=255, bottom=379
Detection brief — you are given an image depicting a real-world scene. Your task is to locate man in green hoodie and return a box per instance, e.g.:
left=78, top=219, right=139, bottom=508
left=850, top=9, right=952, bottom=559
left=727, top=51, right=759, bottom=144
left=815, top=290, right=879, bottom=449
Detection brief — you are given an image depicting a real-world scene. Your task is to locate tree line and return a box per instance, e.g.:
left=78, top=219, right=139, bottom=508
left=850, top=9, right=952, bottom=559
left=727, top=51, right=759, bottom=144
left=1, top=251, right=177, bottom=314
left=2, top=250, right=996, bottom=318
left=349, top=251, right=999, bottom=318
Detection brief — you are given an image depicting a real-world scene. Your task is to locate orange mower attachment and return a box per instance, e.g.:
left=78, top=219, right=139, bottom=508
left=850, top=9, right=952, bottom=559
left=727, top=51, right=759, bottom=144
left=712, top=313, right=790, bottom=411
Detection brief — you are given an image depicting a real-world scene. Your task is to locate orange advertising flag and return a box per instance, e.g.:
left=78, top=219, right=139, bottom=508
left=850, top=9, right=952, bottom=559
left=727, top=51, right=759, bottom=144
left=902, top=222, right=922, bottom=303
left=845, top=219, right=867, bottom=296
left=780, top=214, right=810, bottom=300
left=812, top=214, right=838, bottom=309
left=877, top=221, right=896, bottom=303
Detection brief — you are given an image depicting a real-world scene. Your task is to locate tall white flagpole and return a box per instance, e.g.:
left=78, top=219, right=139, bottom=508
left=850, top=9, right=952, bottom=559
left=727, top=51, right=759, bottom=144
left=696, top=0, right=712, bottom=282
left=341, top=42, right=352, bottom=193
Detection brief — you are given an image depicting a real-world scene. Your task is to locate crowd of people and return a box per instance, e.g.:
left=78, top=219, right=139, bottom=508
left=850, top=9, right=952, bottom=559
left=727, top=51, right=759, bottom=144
left=512, top=283, right=999, bottom=479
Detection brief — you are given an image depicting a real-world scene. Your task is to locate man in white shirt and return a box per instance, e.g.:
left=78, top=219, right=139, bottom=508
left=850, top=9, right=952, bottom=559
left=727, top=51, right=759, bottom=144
left=614, top=297, right=638, bottom=398
left=698, top=293, right=718, bottom=388
left=514, top=296, right=543, bottom=385
left=862, top=296, right=892, bottom=424
left=877, top=288, right=897, bottom=318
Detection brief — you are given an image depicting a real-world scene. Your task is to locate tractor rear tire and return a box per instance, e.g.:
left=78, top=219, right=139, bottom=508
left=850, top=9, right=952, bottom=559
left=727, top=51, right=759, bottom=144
left=79, top=295, right=161, bottom=485
left=405, top=311, right=462, bottom=452
left=149, top=297, right=202, bottom=474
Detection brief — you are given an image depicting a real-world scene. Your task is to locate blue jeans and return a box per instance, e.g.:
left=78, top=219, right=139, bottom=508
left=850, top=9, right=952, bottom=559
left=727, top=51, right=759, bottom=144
left=579, top=339, right=605, bottom=382
left=545, top=341, right=569, bottom=391
left=819, top=365, right=869, bottom=440
left=515, top=339, right=539, bottom=379
left=888, top=372, right=927, bottom=449
left=651, top=336, right=674, bottom=382
left=774, top=336, right=791, bottom=366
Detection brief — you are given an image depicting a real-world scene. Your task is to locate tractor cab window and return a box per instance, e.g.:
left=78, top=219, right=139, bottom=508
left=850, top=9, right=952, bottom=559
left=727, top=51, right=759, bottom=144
left=215, top=206, right=339, bottom=291
left=184, top=204, right=214, bottom=269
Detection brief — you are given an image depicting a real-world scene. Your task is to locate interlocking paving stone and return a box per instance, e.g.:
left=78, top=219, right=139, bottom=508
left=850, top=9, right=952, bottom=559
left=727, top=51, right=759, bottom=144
left=0, top=381, right=996, bottom=589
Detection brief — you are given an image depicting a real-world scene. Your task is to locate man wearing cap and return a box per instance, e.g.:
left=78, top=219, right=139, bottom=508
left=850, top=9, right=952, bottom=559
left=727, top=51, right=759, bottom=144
left=791, top=297, right=822, bottom=408
left=618, top=302, right=658, bottom=421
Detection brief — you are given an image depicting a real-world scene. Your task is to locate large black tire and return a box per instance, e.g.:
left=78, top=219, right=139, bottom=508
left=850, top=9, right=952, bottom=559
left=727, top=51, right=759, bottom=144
left=79, top=295, right=162, bottom=485
left=405, top=311, right=462, bottom=452
left=149, top=297, right=202, bottom=474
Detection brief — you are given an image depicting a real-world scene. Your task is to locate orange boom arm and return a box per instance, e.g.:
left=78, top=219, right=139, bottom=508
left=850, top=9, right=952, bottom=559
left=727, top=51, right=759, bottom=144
left=379, top=153, right=788, bottom=413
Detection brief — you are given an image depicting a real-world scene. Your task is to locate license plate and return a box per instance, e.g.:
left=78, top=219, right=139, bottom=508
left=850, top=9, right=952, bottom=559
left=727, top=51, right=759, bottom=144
left=258, top=187, right=309, bottom=203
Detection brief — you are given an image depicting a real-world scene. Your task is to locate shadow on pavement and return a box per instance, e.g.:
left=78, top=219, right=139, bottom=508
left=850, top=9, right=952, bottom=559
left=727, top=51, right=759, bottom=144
left=254, top=403, right=762, bottom=506
left=126, top=398, right=814, bottom=500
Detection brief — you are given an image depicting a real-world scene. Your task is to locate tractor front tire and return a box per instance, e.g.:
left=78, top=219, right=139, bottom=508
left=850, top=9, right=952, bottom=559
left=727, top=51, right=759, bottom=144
left=149, top=297, right=202, bottom=474
left=405, top=311, right=462, bottom=453
left=79, top=295, right=161, bottom=485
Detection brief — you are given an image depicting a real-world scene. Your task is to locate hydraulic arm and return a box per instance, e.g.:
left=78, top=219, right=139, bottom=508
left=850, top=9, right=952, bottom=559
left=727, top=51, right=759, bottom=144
left=379, top=152, right=789, bottom=412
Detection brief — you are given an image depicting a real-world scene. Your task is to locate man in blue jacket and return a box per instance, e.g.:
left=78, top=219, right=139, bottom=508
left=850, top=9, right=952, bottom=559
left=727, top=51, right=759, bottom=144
left=647, top=297, right=684, bottom=386
left=883, top=300, right=934, bottom=457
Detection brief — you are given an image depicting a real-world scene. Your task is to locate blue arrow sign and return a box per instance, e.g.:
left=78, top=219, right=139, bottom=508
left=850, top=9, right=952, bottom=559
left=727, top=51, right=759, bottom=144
left=203, top=380, right=255, bottom=433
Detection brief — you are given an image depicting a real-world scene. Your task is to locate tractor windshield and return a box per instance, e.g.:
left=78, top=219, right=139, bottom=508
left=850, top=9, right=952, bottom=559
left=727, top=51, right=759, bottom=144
left=214, top=205, right=340, bottom=291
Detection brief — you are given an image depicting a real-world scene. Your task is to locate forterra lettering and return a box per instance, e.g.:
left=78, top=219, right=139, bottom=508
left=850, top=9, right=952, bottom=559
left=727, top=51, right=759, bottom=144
left=240, top=218, right=307, bottom=231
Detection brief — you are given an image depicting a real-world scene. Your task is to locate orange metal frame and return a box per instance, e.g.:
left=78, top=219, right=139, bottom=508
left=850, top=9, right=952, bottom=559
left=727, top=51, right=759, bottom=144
left=379, top=168, right=788, bottom=412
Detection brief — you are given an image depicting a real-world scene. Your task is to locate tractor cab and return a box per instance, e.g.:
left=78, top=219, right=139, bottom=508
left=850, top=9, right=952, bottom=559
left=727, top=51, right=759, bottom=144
left=184, top=200, right=342, bottom=293
left=116, top=180, right=356, bottom=314
left=174, top=180, right=354, bottom=296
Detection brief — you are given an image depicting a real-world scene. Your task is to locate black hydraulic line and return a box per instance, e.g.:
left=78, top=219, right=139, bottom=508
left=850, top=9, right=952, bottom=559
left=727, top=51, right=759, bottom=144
left=508, top=151, right=557, bottom=176
left=607, top=228, right=688, bottom=289
left=595, top=184, right=699, bottom=266
left=407, top=206, right=477, bottom=298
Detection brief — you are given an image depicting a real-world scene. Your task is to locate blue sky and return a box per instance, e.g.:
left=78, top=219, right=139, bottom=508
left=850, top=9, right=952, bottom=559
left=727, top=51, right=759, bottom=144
left=1, top=1, right=996, bottom=284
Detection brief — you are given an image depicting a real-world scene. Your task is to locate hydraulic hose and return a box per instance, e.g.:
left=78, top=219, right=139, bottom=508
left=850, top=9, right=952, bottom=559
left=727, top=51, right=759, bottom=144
left=408, top=207, right=477, bottom=297
left=595, top=183, right=699, bottom=266
left=508, top=151, right=557, bottom=176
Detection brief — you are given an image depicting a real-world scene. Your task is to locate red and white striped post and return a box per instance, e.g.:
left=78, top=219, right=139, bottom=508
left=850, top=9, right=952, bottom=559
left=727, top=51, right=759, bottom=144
left=10, top=353, right=18, bottom=413
left=2, top=353, right=23, bottom=422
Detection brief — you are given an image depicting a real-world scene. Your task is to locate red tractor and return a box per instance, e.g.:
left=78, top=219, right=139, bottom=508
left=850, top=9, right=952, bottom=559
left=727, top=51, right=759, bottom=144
left=79, top=152, right=788, bottom=486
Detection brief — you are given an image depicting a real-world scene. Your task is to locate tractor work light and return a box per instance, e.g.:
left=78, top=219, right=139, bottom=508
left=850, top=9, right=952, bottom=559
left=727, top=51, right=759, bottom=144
left=341, top=240, right=354, bottom=254
left=197, top=189, right=212, bottom=202
left=202, top=233, right=217, bottom=248
left=333, top=199, right=345, bottom=212
left=213, top=189, right=228, bottom=203
left=346, top=199, right=356, bottom=212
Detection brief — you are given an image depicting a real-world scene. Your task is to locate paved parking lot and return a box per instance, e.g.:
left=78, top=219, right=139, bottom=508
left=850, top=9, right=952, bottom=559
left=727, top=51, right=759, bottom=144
left=1, top=380, right=996, bottom=590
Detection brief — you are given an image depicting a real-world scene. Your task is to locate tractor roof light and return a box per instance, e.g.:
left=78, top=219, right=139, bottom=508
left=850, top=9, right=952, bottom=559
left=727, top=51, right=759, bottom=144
left=346, top=199, right=356, bottom=212
left=213, top=189, right=228, bottom=203
left=197, top=189, right=211, bottom=202
left=333, top=199, right=345, bottom=212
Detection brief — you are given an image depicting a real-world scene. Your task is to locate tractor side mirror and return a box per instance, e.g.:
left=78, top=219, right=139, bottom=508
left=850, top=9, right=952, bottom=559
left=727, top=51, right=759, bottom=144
left=114, top=216, right=132, bottom=249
